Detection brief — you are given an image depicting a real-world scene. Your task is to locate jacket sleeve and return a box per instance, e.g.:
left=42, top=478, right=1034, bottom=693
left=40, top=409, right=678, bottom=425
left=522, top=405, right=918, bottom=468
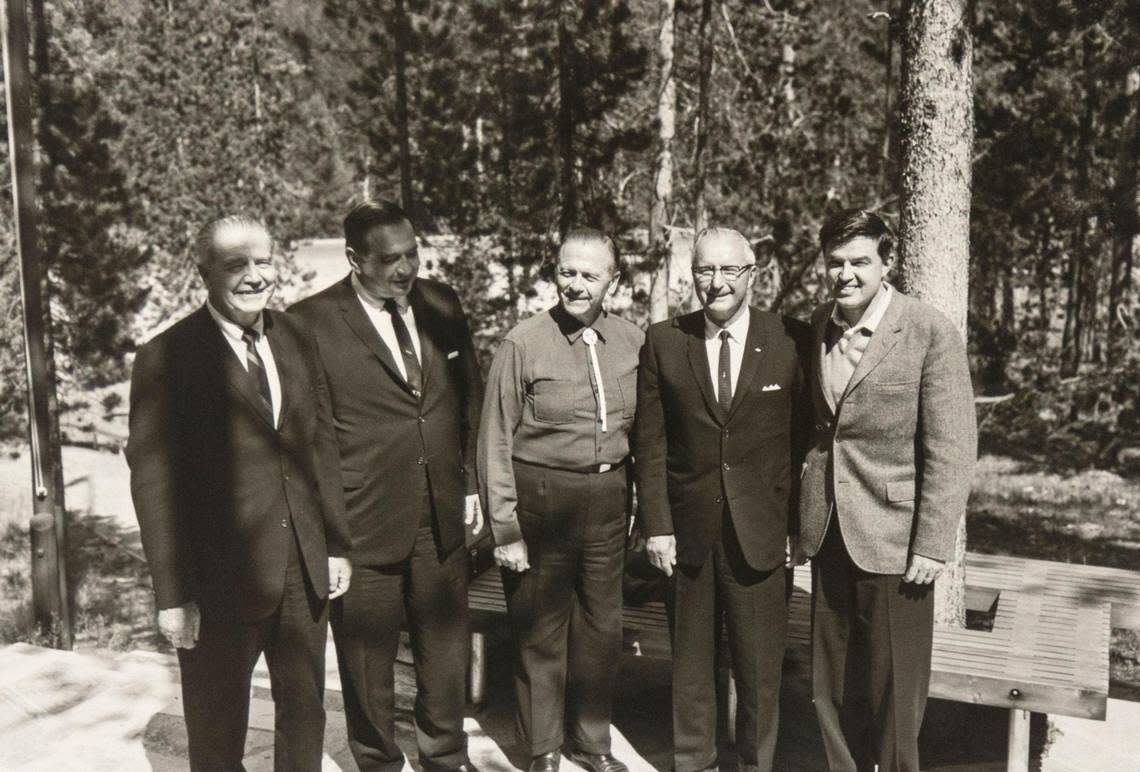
left=450, top=289, right=484, bottom=496
left=307, top=331, right=352, bottom=558
left=786, top=318, right=814, bottom=537
left=910, top=313, right=978, bottom=560
left=633, top=328, right=673, bottom=537
left=126, top=340, right=197, bottom=610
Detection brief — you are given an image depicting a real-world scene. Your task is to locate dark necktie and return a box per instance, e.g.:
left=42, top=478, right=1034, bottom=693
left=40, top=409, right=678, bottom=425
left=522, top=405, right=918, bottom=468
left=717, top=329, right=733, bottom=415
left=241, top=327, right=273, bottom=415
left=383, top=298, right=422, bottom=396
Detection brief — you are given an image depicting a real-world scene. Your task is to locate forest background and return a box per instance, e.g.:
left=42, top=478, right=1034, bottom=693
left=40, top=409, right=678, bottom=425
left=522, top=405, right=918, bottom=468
left=0, top=0, right=1138, bottom=672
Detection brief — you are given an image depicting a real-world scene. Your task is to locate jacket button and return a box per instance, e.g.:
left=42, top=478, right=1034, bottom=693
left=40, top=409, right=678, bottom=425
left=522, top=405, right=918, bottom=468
left=281, top=519, right=288, bottom=528
left=418, top=416, right=425, bottom=423
left=715, top=496, right=723, bottom=504
left=722, top=462, right=730, bottom=471
left=417, top=456, right=425, bottom=465
left=722, top=430, right=729, bottom=439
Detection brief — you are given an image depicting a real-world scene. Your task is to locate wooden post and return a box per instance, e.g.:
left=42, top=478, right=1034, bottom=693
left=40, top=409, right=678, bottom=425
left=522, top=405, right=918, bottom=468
left=2, top=0, right=72, bottom=648
left=1007, top=708, right=1031, bottom=771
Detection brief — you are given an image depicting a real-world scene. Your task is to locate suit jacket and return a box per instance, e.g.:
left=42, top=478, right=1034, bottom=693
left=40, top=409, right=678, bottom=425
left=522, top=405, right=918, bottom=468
left=635, top=308, right=812, bottom=571
left=288, top=275, right=483, bottom=566
left=127, top=307, right=351, bottom=621
left=799, top=291, right=977, bottom=574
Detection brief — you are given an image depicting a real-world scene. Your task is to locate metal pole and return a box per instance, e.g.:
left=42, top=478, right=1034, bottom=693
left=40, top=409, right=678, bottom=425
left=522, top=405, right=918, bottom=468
left=2, top=0, right=72, bottom=648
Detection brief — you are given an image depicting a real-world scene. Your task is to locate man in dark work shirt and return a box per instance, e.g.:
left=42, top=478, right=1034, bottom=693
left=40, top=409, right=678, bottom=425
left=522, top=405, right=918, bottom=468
left=477, top=228, right=643, bottom=772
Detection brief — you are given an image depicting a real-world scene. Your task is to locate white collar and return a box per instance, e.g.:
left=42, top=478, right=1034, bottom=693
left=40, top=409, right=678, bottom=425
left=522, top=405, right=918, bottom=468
left=704, top=305, right=751, bottom=342
left=831, top=283, right=893, bottom=334
left=351, top=273, right=410, bottom=311
left=206, top=300, right=263, bottom=342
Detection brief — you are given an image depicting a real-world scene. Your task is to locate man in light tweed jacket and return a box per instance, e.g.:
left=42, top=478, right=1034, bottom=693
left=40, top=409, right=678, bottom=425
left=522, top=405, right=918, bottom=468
left=798, top=209, right=977, bottom=772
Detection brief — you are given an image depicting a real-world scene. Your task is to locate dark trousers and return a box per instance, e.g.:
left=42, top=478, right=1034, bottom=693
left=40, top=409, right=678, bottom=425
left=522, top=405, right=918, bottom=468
left=811, top=518, right=934, bottom=772
left=178, top=527, right=327, bottom=772
left=331, top=525, right=471, bottom=772
left=670, top=511, right=787, bottom=772
left=502, top=461, right=627, bottom=757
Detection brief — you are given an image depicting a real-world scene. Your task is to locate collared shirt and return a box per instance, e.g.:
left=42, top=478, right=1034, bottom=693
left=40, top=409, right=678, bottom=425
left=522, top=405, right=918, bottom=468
left=351, top=273, right=423, bottom=381
left=703, top=306, right=750, bottom=402
left=478, top=305, right=645, bottom=545
left=205, top=300, right=283, bottom=427
left=820, top=283, right=894, bottom=410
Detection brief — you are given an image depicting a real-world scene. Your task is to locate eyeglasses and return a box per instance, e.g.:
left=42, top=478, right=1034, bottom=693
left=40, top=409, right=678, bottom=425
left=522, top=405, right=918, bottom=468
left=692, top=264, right=754, bottom=283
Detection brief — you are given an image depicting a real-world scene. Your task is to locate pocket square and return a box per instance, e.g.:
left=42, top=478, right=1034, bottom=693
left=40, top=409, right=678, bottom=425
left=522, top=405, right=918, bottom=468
left=447, top=350, right=460, bottom=360
left=762, top=383, right=782, bottom=392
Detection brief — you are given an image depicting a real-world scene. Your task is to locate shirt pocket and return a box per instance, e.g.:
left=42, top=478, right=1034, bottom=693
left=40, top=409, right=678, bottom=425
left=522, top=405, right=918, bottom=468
left=532, top=379, right=576, bottom=424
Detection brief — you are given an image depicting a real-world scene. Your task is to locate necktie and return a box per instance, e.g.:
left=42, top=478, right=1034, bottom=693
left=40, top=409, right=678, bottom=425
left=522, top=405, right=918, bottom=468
left=717, top=329, right=732, bottom=415
left=383, top=298, right=422, bottom=397
left=582, top=327, right=607, bottom=433
left=241, top=327, right=273, bottom=415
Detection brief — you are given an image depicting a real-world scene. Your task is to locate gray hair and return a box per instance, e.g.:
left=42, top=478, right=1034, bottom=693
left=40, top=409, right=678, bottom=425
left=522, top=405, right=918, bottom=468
left=691, top=226, right=755, bottom=265
left=195, top=215, right=271, bottom=266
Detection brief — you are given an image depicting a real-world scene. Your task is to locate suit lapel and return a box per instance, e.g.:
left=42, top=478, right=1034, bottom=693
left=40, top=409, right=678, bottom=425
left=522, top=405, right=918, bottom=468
left=840, top=292, right=906, bottom=402
left=726, top=309, right=766, bottom=421
left=683, top=314, right=724, bottom=425
left=263, top=311, right=293, bottom=428
left=334, top=277, right=416, bottom=396
left=812, top=304, right=836, bottom=420
left=408, top=284, right=436, bottom=394
left=191, top=307, right=275, bottom=429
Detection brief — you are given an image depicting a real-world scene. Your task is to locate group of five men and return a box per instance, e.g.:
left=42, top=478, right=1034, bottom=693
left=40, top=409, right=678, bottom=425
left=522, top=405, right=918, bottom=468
left=128, top=201, right=976, bottom=772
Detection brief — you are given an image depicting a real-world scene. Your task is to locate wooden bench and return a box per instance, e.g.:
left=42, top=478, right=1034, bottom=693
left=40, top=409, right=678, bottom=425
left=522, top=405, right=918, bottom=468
left=467, top=551, right=1140, bottom=770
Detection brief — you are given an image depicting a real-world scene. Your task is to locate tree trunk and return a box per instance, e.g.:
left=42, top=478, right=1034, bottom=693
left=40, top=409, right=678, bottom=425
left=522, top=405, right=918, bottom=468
left=898, top=0, right=974, bottom=628
left=557, top=2, right=578, bottom=241
left=648, top=0, right=676, bottom=324
left=1036, top=216, right=1052, bottom=339
left=1108, top=67, right=1140, bottom=359
left=693, top=0, right=714, bottom=233
left=393, top=0, right=413, bottom=217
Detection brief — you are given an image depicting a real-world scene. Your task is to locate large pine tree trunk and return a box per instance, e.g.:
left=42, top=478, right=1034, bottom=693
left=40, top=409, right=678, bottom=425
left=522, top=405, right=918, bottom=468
left=1109, top=67, right=1140, bottom=360
left=393, top=0, right=413, bottom=215
left=556, top=2, right=578, bottom=241
left=693, top=0, right=714, bottom=234
left=898, top=0, right=974, bottom=627
left=648, top=0, right=676, bottom=324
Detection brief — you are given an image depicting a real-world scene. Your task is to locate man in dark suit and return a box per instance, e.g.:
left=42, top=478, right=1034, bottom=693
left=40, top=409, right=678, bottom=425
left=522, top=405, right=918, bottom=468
left=128, top=215, right=352, bottom=771
left=799, top=209, right=976, bottom=772
left=635, top=227, right=811, bottom=772
left=289, top=200, right=484, bottom=772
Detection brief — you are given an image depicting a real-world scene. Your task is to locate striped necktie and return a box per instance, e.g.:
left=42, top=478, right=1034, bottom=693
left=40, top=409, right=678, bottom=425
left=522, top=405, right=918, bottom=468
left=383, top=298, right=423, bottom=397
left=241, top=327, right=273, bottom=414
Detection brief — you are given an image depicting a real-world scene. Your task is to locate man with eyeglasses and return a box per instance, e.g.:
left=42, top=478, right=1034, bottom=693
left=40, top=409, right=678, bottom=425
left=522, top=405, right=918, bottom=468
left=635, top=227, right=812, bottom=772
left=289, top=200, right=484, bottom=772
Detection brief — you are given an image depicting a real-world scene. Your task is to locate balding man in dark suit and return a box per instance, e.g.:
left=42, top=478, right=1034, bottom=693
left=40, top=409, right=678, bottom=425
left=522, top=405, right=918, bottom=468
left=129, top=215, right=352, bottom=771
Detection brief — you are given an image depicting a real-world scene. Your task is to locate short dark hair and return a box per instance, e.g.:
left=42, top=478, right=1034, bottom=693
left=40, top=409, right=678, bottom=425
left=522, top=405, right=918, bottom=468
left=559, top=227, right=620, bottom=273
left=818, top=208, right=895, bottom=261
left=343, top=200, right=413, bottom=253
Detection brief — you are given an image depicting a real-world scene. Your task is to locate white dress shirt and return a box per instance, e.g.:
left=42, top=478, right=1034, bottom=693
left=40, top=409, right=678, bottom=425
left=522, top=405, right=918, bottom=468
left=206, top=300, right=283, bottom=427
left=703, top=306, right=751, bottom=403
left=351, top=273, right=423, bottom=381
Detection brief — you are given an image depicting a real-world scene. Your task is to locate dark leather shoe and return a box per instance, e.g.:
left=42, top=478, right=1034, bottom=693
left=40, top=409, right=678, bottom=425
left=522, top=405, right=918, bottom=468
left=566, top=751, right=628, bottom=772
left=529, top=750, right=561, bottom=772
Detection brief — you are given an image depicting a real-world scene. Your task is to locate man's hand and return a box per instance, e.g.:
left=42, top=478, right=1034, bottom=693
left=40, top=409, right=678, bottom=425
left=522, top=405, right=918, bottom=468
left=465, top=494, right=484, bottom=535
left=328, top=556, right=352, bottom=599
left=158, top=601, right=200, bottom=649
left=785, top=535, right=807, bottom=568
left=646, top=534, right=677, bottom=577
left=494, top=539, right=530, bottom=572
left=904, top=553, right=945, bottom=585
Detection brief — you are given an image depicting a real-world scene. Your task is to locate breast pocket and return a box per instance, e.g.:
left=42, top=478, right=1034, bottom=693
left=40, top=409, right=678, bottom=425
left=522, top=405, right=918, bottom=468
left=532, top=380, right=575, bottom=424
left=617, top=371, right=637, bottom=420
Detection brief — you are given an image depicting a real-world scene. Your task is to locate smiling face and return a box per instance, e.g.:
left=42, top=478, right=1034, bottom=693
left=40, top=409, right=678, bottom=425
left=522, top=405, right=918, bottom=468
left=347, top=219, right=420, bottom=301
left=556, top=238, right=618, bottom=326
left=824, top=235, right=893, bottom=324
left=692, top=231, right=755, bottom=326
left=198, top=224, right=276, bottom=328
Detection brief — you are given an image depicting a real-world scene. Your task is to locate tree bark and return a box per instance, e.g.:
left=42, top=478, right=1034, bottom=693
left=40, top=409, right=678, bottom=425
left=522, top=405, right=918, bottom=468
left=898, top=0, right=974, bottom=627
left=556, top=2, right=578, bottom=241
left=693, top=0, right=714, bottom=234
left=1108, top=67, right=1140, bottom=359
left=648, top=0, right=676, bottom=323
left=392, top=0, right=413, bottom=217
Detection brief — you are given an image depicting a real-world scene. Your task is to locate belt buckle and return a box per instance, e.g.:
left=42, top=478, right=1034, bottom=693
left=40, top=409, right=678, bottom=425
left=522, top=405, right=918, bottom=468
left=598, top=463, right=612, bottom=473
